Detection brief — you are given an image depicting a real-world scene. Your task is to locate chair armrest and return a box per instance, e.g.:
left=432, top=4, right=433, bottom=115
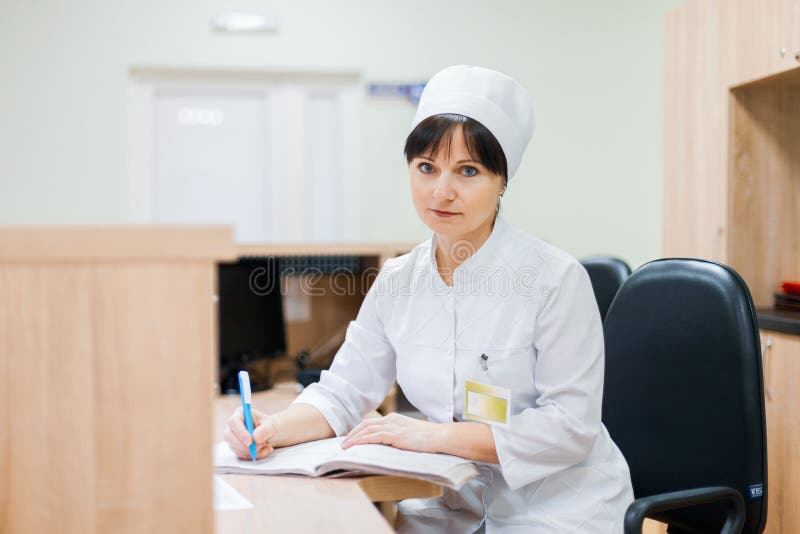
left=624, top=486, right=744, bottom=534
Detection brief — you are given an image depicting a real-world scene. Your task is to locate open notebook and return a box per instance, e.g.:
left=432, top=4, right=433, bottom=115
left=214, top=437, right=479, bottom=489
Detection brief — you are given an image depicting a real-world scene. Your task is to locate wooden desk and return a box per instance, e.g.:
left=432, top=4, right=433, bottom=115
left=216, top=474, right=393, bottom=534
left=0, top=230, right=423, bottom=534
left=213, top=383, right=443, bottom=533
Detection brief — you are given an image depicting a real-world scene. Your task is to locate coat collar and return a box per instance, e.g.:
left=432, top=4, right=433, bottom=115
left=428, top=215, right=509, bottom=289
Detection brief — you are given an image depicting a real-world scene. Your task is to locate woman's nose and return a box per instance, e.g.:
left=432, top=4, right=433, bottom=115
left=432, top=174, right=456, bottom=201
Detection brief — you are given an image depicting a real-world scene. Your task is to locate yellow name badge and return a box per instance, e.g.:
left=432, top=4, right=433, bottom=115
left=464, top=380, right=511, bottom=427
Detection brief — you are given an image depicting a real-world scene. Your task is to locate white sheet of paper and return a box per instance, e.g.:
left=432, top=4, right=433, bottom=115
left=213, top=475, right=254, bottom=511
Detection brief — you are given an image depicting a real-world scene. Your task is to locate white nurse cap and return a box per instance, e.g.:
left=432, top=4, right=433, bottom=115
left=410, top=65, right=535, bottom=180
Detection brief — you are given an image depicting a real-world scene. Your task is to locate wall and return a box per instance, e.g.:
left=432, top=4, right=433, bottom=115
left=0, top=0, right=685, bottom=268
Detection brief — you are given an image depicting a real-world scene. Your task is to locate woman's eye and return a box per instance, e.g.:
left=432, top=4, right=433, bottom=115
left=462, top=166, right=478, bottom=177
left=419, top=162, right=434, bottom=173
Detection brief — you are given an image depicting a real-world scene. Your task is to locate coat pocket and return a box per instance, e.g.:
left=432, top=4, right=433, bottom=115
left=471, top=345, right=535, bottom=393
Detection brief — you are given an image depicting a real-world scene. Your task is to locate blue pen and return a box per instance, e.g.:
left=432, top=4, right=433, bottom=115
left=238, top=370, right=257, bottom=462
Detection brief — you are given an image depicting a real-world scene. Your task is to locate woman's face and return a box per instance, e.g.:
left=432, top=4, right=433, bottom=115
left=409, top=125, right=505, bottom=240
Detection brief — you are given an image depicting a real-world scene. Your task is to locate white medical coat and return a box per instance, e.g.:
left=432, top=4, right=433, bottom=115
left=293, top=216, right=634, bottom=532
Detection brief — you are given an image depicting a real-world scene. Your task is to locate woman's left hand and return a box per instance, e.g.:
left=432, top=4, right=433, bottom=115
left=341, top=412, right=444, bottom=453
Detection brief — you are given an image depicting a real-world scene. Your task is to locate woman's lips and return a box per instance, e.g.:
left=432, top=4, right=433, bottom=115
left=430, top=209, right=460, bottom=218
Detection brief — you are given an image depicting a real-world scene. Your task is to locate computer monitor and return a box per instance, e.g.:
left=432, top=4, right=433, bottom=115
left=218, top=257, right=286, bottom=392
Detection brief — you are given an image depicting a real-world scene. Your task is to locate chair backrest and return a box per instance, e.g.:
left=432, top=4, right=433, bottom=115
left=602, top=259, right=767, bottom=533
left=580, top=256, right=631, bottom=321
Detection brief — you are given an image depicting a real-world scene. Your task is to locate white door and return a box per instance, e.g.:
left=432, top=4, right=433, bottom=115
left=153, top=89, right=268, bottom=242
left=128, top=69, right=362, bottom=243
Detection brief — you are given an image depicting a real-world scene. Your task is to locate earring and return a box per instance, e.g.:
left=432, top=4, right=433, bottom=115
left=496, top=185, right=507, bottom=213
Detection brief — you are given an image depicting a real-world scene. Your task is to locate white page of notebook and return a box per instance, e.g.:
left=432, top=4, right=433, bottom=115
left=214, top=438, right=345, bottom=475
left=333, top=438, right=469, bottom=475
left=214, top=436, right=471, bottom=478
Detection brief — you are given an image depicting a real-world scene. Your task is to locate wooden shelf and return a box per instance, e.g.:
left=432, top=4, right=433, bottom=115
left=728, top=76, right=800, bottom=306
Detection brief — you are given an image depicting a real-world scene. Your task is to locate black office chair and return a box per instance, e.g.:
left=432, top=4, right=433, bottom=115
left=602, top=259, right=767, bottom=534
left=580, top=256, right=631, bottom=322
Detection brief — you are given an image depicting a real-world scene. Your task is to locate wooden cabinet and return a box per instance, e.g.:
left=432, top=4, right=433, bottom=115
left=733, top=0, right=800, bottom=84
left=760, top=330, right=800, bottom=533
left=663, top=0, right=731, bottom=262
left=666, top=1, right=800, bottom=531
left=791, top=1, right=800, bottom=68
left=664, top=0, right=800, bottom=307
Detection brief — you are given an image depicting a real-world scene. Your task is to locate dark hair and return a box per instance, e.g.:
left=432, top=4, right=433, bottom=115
left=404, top=114, right=508, bottom=186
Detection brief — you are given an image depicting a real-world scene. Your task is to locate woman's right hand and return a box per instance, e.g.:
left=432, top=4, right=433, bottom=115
left=224, top=406, right=277, bottom=461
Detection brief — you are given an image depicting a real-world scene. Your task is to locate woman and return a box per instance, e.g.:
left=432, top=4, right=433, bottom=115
left=225, top=65, right=634, bottom=532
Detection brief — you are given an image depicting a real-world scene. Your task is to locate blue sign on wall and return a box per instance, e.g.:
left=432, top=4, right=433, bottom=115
left=367, top=82, right=427, bottom=104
